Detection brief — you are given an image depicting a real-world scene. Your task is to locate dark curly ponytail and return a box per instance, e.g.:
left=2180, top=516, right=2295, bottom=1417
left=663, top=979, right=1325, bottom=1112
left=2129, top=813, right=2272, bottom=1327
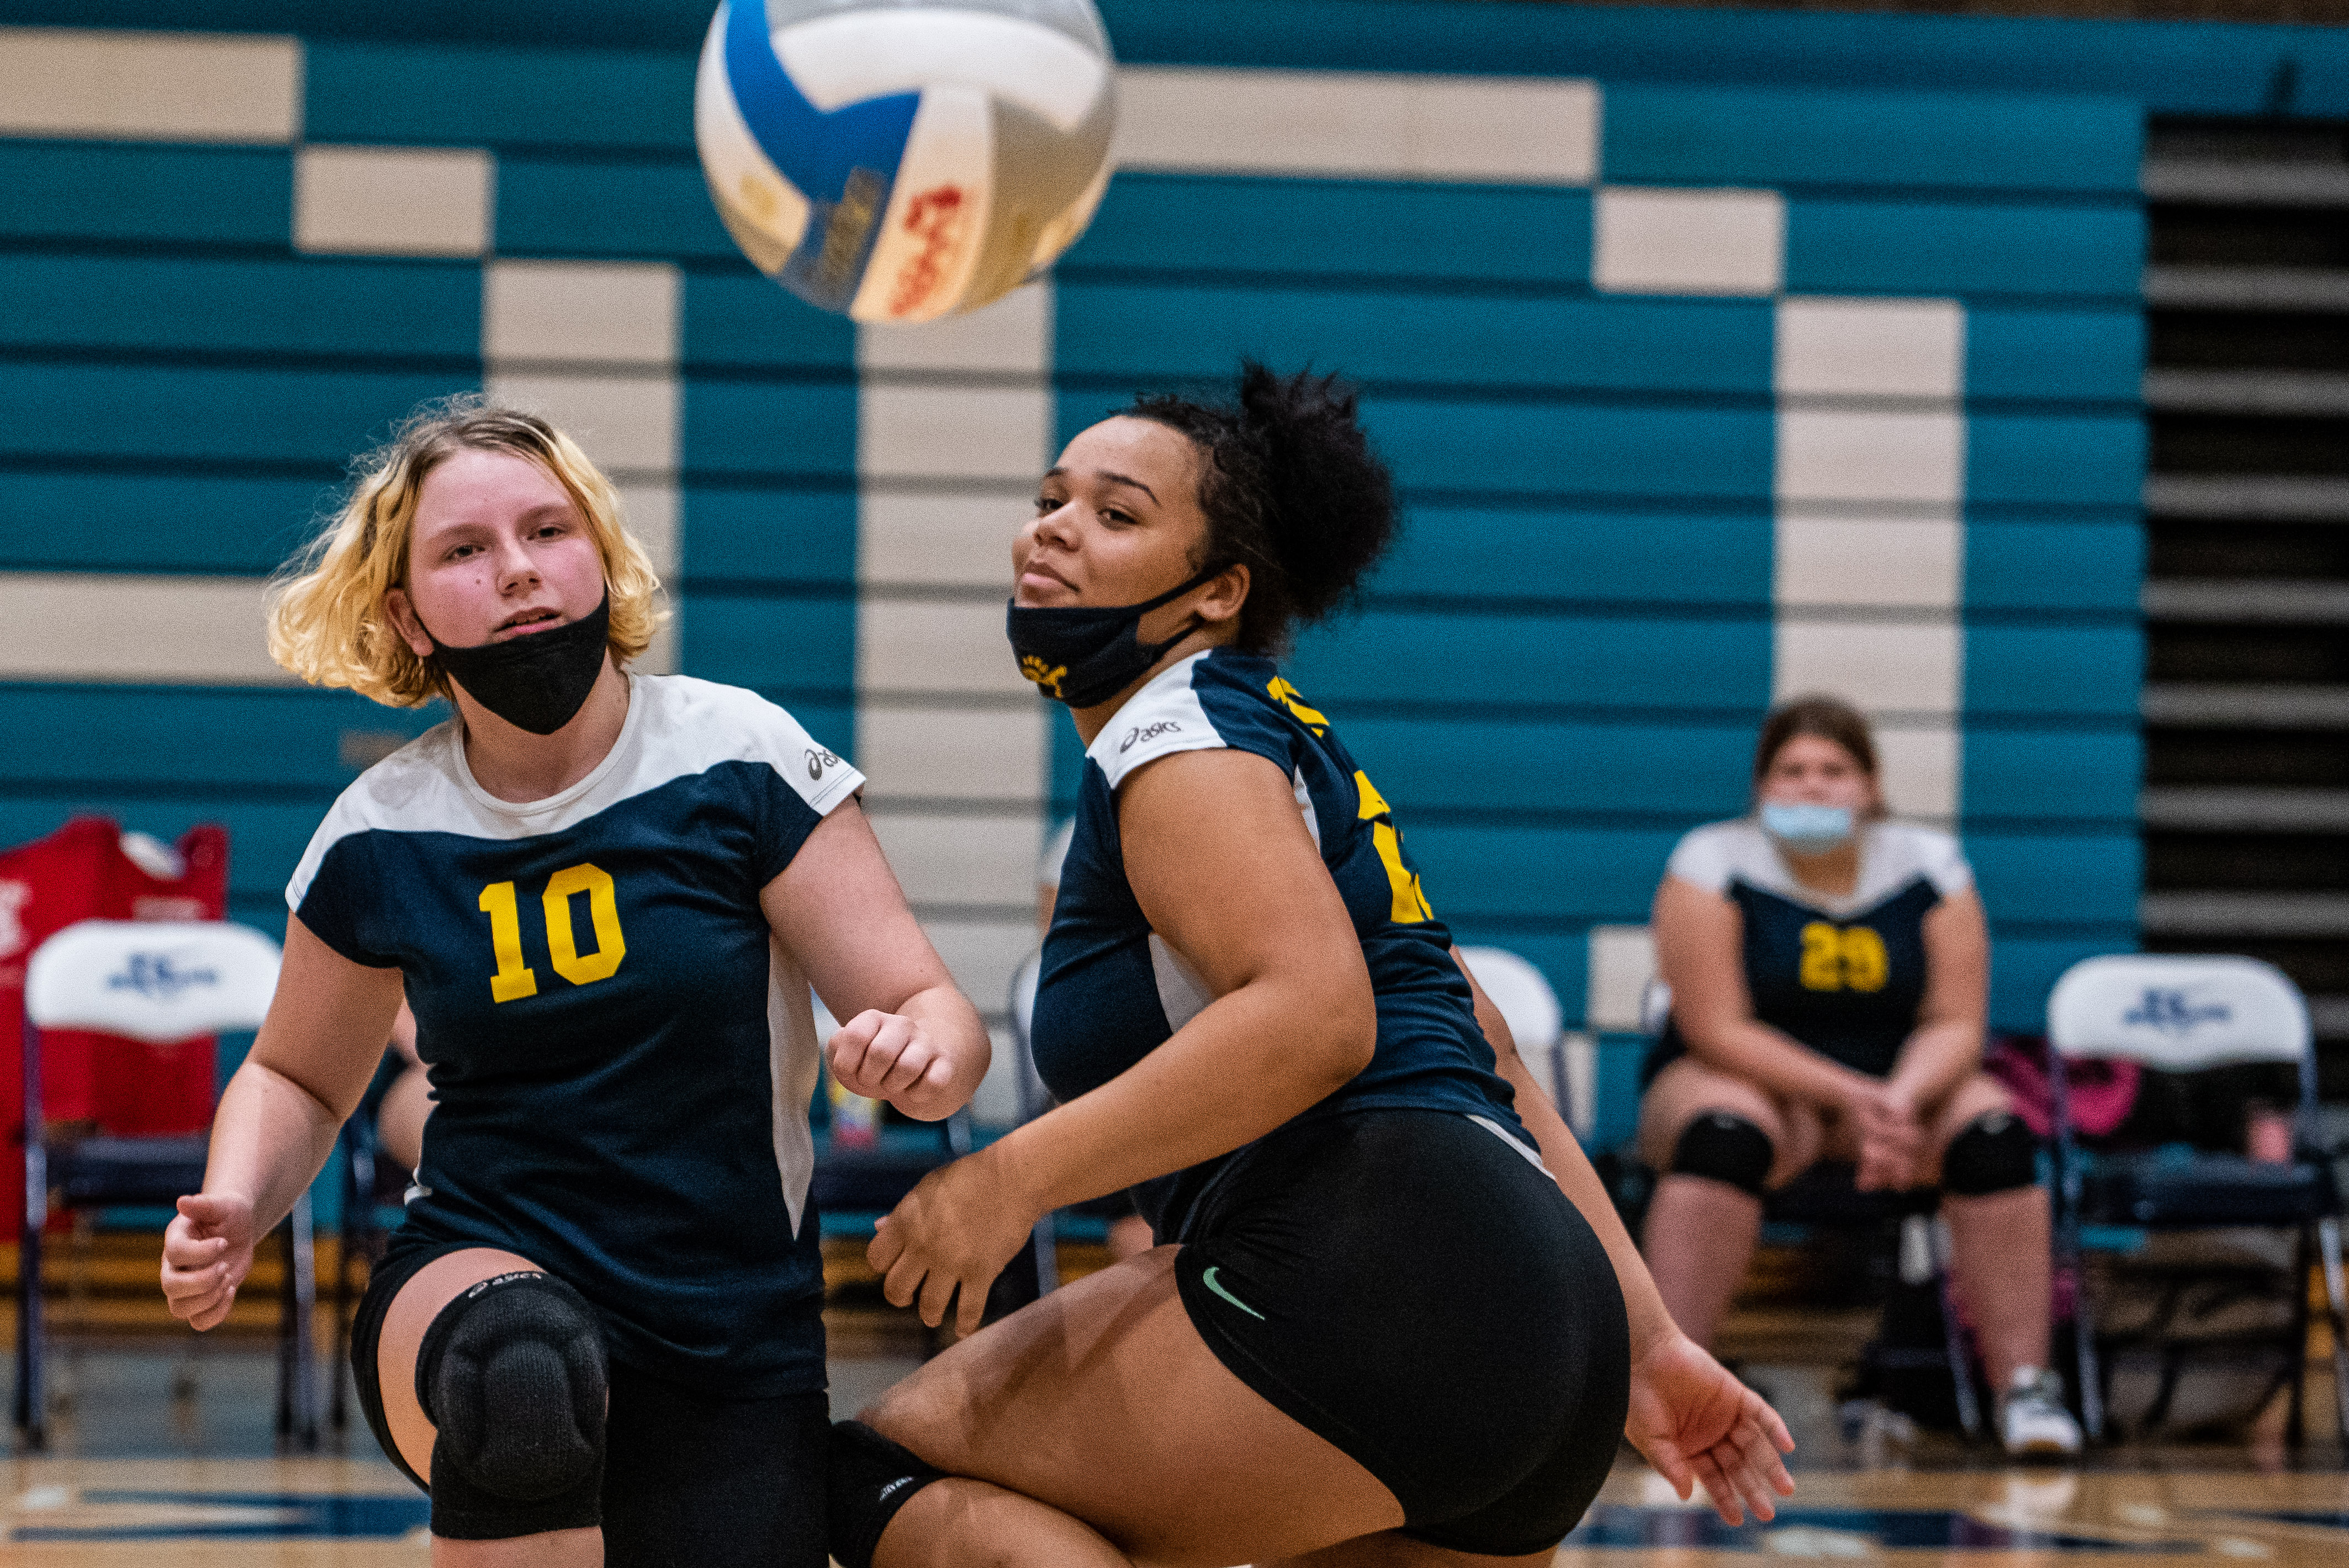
left=1126, top=362, right=1397, bottom=655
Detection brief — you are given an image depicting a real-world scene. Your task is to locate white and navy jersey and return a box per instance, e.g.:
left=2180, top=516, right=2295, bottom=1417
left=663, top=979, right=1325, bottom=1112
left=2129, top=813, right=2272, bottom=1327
left=1652, top=818, right=1974, bottom=1082
left=287, top=674, right=863, bottom=1397
left=1032, top=647, right=1526, bottom=1239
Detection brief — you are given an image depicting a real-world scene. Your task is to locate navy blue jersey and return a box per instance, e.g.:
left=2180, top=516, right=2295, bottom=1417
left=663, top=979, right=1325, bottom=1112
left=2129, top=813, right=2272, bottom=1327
left=1647, top=819, right=1973, bottom=1085
left=287, top=675, right=864, bottom=1396
left=1031, top=648, right=1527, bottom=1239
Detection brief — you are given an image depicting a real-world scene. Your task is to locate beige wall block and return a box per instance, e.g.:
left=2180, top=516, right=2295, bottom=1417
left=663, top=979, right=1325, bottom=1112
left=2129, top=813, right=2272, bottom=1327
left=1777, top=409, right=1964, bottom=506
left=295, top=145, right=492, bottom=257
left=1593, top=187, right=1783, bottom=296
left=859, top=385, right=1051, bottom=481
left=924, top=918, right=1038, bottom=1022
left=1559, top=1032, right=1597, bottom=1138
left=1871, top=721, right=1962, bottom=822
left=1774, top=621, right=1962, bottom=717
left=485, top=372, right=678, bottom=478
left=615, top=483, right=679, bottom=579
left=859, top=491, right=1022, bottom=590
left=485, top=261, right=679, bottom=368
left=856, top=705, right=1044, bottom=804
left=0, top=573, right=289, bottom=683
left=1585, top=925, right=1657, bottom=1034
left=1776, top=297, right=1965, bottom=400
left=0, top=27, right=300, bottom=142
left=858, top=601, right=1031, bottom=696
left=1116, top=67, right=1598, bottom=184
left=636, top=600, right=680, bottom=677
left=860, top=283, right=1051, bottom=375
left=868, top=810, right=1040, bottom=908
left=1775, top=513, right=1961, bottom=610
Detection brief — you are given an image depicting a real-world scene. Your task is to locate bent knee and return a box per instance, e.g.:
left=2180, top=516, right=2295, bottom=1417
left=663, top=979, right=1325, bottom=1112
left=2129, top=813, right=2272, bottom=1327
left=1939, top=1109, right=2039, bottom=1197
left=419, top=1272, right=606, bottom=1539
left=1665, top=1110, right=1777, bottom=1199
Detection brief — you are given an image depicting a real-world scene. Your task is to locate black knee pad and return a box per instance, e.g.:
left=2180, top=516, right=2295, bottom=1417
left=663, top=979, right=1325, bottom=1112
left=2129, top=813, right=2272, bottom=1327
left=1941, top=1110, right=2038, bottom=1196
left=416, top=1270, right=607, bottom=1540
left=1670, top=1111, right=1774, bottom=1199
left=828, top=1419, right=945, bottom=1568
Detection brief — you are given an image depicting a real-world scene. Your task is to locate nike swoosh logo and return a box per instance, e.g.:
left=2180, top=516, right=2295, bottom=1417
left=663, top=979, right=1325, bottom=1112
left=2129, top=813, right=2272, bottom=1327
left=1200, top=1265, right=1265, bottom=1321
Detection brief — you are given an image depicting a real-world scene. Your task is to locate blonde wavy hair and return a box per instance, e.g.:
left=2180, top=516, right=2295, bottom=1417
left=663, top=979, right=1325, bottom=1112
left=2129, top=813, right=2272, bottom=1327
left=268, top=397, right=665, bottom=708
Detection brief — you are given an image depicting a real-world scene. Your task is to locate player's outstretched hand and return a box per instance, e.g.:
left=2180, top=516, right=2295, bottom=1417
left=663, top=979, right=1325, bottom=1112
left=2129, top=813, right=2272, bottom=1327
left=828, top=1009, right=960, bottom=1120
left=161, top=1191, right=258, bottom=1332
left=1625, top=1328, right=1796, bottom=1527
left=869, top=1148, right=1036, bottom=1339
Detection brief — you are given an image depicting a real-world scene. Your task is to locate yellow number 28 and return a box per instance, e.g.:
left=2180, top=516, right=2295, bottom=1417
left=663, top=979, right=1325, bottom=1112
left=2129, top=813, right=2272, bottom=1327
left=477, top=862, right=628, bottom=1004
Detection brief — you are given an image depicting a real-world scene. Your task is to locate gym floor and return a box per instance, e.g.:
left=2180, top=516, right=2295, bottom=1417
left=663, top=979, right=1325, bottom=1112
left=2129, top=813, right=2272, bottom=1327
left=3, top=1241, right=2345, bottom=1562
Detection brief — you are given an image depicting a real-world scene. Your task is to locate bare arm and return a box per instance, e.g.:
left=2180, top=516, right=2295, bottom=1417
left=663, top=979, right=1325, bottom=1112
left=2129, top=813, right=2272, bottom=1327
left=1455, top=950, right=1796, bottom=1525
left=161, top=917, right=405, bottom=1329
left=1454, top=950, right=1678, bottom=1358
left=761, top=800, right=990, bottom=1121
left=988, top=749, right=1373, bottom=1209
left=1653, top=874, right=1871, bottom=1109
left=869, top=748, right=1377, bottom=1329
left=1884, top=887, right=1990, bottom=1113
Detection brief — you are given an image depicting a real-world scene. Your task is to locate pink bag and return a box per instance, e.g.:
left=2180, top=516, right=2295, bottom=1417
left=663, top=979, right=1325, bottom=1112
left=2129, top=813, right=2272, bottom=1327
left=1985, top=1033, right=2139, bottom=1141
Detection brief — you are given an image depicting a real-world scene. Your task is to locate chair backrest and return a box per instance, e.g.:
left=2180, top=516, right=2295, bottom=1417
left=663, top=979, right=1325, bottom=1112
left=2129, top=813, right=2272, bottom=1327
left=1459, top=947, right=1563, bottom=1056
left=2047, top=954, right=2311, bottom=1074
left=25, top=920, right=281, bottom=1044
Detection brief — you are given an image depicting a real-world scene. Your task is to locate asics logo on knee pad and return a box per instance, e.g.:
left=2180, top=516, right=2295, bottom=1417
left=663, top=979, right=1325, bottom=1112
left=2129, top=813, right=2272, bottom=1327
left=415, top=1270, right=607, bottom=1539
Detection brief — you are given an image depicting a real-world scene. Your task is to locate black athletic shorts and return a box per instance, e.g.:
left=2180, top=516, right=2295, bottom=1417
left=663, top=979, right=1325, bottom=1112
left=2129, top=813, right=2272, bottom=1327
left=351, top=1240, right=828, bottom=1567
left=1171, top=1108, right=1631, bottom=1556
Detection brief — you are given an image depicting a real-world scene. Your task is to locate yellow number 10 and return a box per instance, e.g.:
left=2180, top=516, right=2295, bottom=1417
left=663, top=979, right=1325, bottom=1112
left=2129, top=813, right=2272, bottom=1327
left=477, top=863, right=627, bottom=1004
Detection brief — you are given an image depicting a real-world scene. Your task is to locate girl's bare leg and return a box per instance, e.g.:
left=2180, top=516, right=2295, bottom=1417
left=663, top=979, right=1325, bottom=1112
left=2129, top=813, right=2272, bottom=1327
left=378, top=1248, right=602, bottom=1568
left=866, top=1247, right=1404, bottom=1568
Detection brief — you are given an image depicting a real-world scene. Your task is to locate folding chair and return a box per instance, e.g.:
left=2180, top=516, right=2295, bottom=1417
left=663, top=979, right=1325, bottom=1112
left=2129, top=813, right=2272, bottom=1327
left=2048, top=953, right=2349, bottom=1443
left=1457, top=946, right=1569, bottom=1126
left=328, top=1057, right=417, bottom=1433
left=15, top=919, right=318, bottom=1451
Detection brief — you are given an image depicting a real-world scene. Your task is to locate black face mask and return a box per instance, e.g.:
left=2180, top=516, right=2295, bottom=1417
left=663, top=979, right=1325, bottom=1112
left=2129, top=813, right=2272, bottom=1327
left=423, top=591, right=612, bottom=735
left=1006, top=567, right=1221, bottom=708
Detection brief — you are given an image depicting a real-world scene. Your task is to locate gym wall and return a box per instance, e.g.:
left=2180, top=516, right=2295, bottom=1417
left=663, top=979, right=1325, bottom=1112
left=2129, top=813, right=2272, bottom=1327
left=1, top=0, right=2332, bottom=1138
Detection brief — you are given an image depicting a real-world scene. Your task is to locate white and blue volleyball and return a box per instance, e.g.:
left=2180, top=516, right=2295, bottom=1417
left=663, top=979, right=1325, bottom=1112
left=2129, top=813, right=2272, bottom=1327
left=696, top=0, right=1117, bottom=322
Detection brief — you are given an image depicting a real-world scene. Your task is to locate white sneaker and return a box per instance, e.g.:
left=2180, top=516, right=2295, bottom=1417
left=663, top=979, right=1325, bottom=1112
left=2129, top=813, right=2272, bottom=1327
left=1998, top=1366, right=2083, bottom=1459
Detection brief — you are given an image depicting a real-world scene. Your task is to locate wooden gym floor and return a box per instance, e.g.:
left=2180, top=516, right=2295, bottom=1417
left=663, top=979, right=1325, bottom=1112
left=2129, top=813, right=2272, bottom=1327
left=2, top=1235, right=2345, bottom=1562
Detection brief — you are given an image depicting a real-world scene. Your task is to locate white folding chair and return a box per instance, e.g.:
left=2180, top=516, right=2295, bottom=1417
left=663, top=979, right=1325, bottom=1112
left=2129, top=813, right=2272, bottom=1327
left=15, top=920, right=315, bottom=1450
left=2048, top=953, right=2349, bottom=1443
left=1458, top=946, right=1569, bottom=1127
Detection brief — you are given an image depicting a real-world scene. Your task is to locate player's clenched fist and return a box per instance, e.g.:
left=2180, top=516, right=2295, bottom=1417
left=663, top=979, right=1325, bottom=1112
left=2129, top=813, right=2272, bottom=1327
left=826, top=1009, right=958, bottom=1120
left=161, top=1191, right=258, bottom=1332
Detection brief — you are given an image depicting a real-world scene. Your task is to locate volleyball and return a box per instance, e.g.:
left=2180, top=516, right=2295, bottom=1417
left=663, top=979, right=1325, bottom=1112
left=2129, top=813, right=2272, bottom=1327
left=695, top=0, right=1118, bottom=322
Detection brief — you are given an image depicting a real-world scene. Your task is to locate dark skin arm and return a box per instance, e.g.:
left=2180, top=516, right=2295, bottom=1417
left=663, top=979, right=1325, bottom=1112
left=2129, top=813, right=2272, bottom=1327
left=868, top=749, right=1375, bottom=1332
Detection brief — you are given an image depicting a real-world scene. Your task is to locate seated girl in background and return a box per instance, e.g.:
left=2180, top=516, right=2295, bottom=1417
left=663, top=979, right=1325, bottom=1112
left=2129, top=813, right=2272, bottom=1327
left=1639, top=695, right=2081, bottom=1458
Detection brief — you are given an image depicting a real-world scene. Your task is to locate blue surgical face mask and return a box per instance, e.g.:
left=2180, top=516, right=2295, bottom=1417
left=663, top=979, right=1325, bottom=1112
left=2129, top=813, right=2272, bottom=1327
left=1760, top=801, right=1854, bottom=855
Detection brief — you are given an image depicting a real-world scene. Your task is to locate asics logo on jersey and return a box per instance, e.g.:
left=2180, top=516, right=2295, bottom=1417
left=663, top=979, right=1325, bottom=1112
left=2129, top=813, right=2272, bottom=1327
left=1200, top=1266, right=1265, bottom=1320
left=106, top=952, right=221, bottom=1000
left=1119, top=721, right=1182, bottom=753
left=805, top=747, right=840, bottom=782
left=1018, top=654, right=1068, bottom=699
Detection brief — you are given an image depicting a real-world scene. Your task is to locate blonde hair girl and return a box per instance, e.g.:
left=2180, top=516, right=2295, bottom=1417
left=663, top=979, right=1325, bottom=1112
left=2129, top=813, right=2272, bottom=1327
left=268, top=396, right=664, bottom=707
